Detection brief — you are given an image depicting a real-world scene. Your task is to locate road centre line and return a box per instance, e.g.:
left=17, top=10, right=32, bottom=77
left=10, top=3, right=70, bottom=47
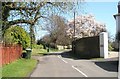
left=58, top=55, right=88, bottom=77
left=72, top=66, right=88, bottom=77
left=57, top=56, right=68, bottom=63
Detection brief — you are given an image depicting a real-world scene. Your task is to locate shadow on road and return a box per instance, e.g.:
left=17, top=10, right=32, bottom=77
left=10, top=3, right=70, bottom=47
left=41, top=53, right=61, bottom=56
left=40, top=50, right=78, bottom=59
left=94, top=60, right=118, bottom=72
left=60, top=51, right=119, bottom=72
left=42, top=50, right=97, bottom=59
left=61, top=51, right=74, bottom=58
left=60, top=50, right=93, bottom=60
left=36, top=50, right=119, bottom=72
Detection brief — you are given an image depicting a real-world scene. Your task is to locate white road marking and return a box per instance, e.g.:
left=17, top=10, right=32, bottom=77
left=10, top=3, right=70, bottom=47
left=57, top=55, right=61, bottom=58
left=57, top=56, right=68, bottom=63
left=72, top=65, right=88, bottom=77
left=58, top=55, right=87, bottom=77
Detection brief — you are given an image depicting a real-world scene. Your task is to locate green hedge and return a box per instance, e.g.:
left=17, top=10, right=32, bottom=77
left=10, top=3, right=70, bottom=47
left=4, top=26, right=30, bottom=49
left=32, top=44, right=43, bottom=49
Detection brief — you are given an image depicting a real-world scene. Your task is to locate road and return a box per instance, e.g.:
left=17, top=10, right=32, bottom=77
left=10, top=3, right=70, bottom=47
left=30, top=51, right=118, bottom=77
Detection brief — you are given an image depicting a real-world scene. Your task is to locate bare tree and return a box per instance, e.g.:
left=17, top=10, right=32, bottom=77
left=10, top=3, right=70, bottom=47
left=42, top=15, right=72, bottom=46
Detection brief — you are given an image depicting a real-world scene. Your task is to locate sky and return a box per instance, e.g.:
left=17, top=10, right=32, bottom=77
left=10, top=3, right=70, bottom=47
left=35, top=2, right=119, bottom=40
left=86, top=2, right=118, bottom=36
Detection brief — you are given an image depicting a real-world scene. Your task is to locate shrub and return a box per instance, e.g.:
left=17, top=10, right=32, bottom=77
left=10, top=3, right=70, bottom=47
left=4, top=25, right=30, bottom=49
left=32, top=44, right=43, bottom=49
left=108, top=43, right=114, bottom=51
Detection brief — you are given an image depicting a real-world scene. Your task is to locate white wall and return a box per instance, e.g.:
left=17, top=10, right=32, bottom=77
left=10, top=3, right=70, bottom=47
left=116, top=15, right=120, bottom=79
left=99, top=32, right=108, bottom=59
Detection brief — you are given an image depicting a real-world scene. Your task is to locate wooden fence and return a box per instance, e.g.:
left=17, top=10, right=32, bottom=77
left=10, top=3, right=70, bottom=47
left=0, top=44, right=22, bottom=66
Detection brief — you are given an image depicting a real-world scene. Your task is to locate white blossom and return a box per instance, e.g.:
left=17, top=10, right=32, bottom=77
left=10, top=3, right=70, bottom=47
left=66, top=14, right=107, bottom=38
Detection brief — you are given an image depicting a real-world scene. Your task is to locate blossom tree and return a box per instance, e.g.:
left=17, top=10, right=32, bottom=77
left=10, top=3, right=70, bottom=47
left=66, top=14, right=107, bottom=39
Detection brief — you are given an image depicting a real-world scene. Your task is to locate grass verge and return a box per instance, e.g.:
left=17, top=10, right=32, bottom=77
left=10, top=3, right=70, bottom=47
left=89, top=58, right=104, bottom=60
left=31, top=44, right=68, bottom=56
left=31, top=48, right=67, bottom=56
left=31, top=48, right=48, bottom=56
left=2, top=58, right=37, bottom=77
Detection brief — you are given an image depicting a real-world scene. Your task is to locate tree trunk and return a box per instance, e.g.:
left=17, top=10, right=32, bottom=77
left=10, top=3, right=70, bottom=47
left=30, top=24, right=35, bottom=49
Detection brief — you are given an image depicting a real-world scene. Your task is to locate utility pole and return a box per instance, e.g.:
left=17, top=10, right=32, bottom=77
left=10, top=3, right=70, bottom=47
left=73, top=9, right=76, bottom=54
left=74, top=11, right=76, bottom=41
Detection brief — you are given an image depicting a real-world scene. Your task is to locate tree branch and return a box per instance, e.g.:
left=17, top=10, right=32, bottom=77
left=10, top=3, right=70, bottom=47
left=8, top=19, right=33, bottom=26
left=34, top=15, right=49, bottom=23
left=9, top=2, right=49, bottom=10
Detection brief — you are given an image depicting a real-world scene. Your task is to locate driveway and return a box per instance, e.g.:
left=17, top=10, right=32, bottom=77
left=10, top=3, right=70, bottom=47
left=30, top=51, right=118, bottom=77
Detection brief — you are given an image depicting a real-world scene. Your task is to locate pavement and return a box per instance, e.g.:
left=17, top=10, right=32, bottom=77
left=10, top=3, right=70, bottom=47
left=108, top=51, right=119, bottom=58
left=30, top=51, right=118, bottom=77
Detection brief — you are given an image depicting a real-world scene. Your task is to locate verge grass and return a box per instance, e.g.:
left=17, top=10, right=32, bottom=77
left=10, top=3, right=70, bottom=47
left=32, top=48, right=47, bottom=56
left=2, top=58, right=37, bottom=77
left=31, top=44, right=58, bottom=55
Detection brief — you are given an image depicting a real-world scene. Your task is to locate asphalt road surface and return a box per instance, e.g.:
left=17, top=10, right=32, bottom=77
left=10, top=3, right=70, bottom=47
left=30, top=51, right=118, bottom=77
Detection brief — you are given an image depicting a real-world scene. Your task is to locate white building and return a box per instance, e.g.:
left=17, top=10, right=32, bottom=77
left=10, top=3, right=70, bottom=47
left=114, top=1, right=120, bottom=79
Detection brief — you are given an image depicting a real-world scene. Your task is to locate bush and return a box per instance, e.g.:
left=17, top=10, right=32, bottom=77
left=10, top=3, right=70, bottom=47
left=108, top=43, right=114, bottom=51
left=4, top=25, right=30, bottom=49
left=49, top=43, right=58, bottom=49
left=32, top=44, right=43, bottom=49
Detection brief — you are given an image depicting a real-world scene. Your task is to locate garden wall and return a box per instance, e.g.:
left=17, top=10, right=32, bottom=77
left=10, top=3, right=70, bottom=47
left=72, top=36, right=100, bottom=58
